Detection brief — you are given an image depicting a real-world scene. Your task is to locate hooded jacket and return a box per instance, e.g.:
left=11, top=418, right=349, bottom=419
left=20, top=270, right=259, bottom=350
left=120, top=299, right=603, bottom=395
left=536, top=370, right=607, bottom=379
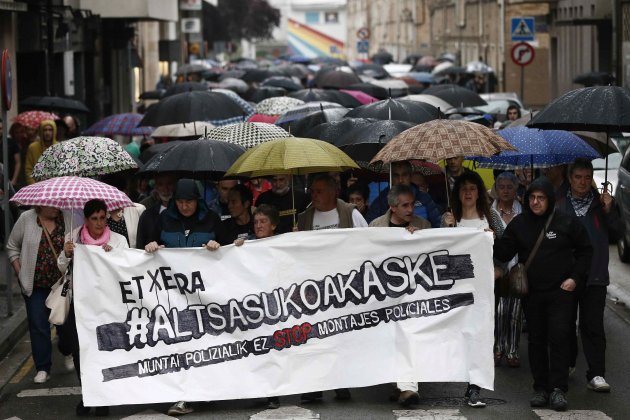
left=493, top=177, right=592, bottom=292
left=25, top=120, right=58, bottom=185
left=158, top=198, right=224, bottom=248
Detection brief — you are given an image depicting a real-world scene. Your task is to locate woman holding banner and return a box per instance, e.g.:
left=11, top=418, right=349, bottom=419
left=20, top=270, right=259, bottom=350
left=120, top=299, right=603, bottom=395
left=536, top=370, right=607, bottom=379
left=58, top=199, right=128, bottom=416
left=441, top=171, right=504, bottom=408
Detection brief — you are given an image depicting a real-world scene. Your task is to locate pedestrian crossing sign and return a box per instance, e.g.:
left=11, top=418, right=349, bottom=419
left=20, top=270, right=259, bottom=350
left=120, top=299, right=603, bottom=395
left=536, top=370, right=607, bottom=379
left=511, top=17, right=535, bottom=41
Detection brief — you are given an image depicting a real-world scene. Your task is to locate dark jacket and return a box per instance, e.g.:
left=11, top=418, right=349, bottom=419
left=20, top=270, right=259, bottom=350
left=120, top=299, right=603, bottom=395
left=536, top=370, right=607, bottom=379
left=135, top=203, right=161, bottom=249
left=158, top=199, right=223, bottom=248
left=556, top=188, right=623, bottom=286
left=366, top=184, right=442, bottom=227
left=493, top=177, right=593, bottom=293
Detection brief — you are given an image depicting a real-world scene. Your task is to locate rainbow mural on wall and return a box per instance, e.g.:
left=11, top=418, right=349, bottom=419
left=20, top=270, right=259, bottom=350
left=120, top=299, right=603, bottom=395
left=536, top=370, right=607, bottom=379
left=287, top=18, right=345, bottom=58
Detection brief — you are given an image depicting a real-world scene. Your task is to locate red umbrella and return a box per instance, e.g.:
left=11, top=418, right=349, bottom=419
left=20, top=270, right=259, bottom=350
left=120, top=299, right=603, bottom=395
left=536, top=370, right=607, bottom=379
left=247, top=114, right=279, bottom=124
left=13, top=111, right=59, bottom=129
left=340, top=89, right=379, bottom=105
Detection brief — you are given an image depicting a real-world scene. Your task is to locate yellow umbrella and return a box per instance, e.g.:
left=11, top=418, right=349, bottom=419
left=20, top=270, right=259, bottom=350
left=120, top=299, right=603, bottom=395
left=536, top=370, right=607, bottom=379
left=225, top=137, right=359, bottom=178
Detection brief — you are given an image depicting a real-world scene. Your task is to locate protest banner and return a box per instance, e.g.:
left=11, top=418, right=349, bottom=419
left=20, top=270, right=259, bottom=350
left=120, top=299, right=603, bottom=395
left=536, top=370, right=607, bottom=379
left=74, top=227, right=495, bottom=406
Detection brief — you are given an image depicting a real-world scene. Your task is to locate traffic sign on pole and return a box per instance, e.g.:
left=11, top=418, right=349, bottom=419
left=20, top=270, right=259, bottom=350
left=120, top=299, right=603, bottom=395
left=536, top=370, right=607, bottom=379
left=510, top=42, right=535, bottom=66
left=511, top=17, right=535, bottom=42
left=357, top=40, right=369, bottom=54
left=356, top=27, right=370, bottom=40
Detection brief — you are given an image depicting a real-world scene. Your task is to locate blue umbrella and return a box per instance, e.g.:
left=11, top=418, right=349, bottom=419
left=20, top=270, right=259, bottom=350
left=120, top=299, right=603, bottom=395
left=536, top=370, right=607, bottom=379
left=471, top=127, right=601, bottom=170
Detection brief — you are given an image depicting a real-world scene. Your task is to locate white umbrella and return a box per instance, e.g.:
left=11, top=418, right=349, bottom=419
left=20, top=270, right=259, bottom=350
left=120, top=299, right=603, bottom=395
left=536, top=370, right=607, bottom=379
left=402, top=94, right=454, bottom=112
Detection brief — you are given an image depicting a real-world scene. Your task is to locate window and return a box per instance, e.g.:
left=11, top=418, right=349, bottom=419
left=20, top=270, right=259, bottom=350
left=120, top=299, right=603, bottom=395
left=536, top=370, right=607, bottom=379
left=324, top=12, right=339, bottom=23
left=305, top=11, right=320, bottom=24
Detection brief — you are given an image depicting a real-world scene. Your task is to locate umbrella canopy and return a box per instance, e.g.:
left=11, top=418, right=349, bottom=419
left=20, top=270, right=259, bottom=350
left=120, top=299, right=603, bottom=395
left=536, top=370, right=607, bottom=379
left=402, top=94, right=454, bottom=111
left=472, top=127, right=601, bottom=169
left=139, top=90, right=165, bottom=100
left=314, top=69, right=362, bottom=89
left=83, top=113, right=153, bottom=137
left=151, top=122, right=215, bottom=139
left=270, top=63, right=310, bottom=78
left=431, top=61, right=454, bottom=75
left=345, top=98, right=443, bottom=124
left=465, top=61, right=493, bottom=74
left=346, top=83, right=389, bottom=100
left=371, top=119, right=516, bottom=164
left=276, top=101, right=347, bottom=125
left=163, top=82, right=208, bottom=98
left=417, top=56, right=437, bottom=67
left=20, top=96, right=89, bottom=113
left=225, top=137, right=359, bottom=177
left=573, top=71, right=615, bottom=86
left=527, top=86, right=630, bottom=132
left=573, top=131, right=618, bottom=155
left=423, top=84, right=488, bottom=107
left=138, top=139, right=246, bottom=179
left=305, top=118, right=376, bottom=143
left=335, top=120, right=417, bottom=164
left=215, top=78, right=248, bottom=93
left=247, top=87, right=286, bottom=103
left=372, top=51, right=394, bottom=65
left=139, top=141, right=183, bottom=163
left=405, top=72, right=436, bottom=84
left=11, top=176, right=134, bottom=211
left=288, top=89, right=362, bottom=108
left=255, top=97, right=305, bottom=116
left=32, top=136, right=138, bottom=181
left=13, top=111, right=59, bottom=129
left=204, top=122, right=291, bottom=148
left=339, top=89, right=378, bottom=105
left=137, top=91, right=250, bottom=127
left=241, top=68, right=283, bottom=83
left=355, top=63, right=390, bottom=79
left=176, top=64, right=209, bottom=75
left=261, top=76, right=303, bottom=92
left=247, top=114, right=280, bottom=124
left=281, top=108, right=350, bottom=137
left=218, top=69, right=246, bottom=81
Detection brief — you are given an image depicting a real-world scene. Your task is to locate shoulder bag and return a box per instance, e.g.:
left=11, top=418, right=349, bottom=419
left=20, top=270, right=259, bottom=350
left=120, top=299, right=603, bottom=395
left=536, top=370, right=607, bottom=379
left=41, top=221, right=72, bottom=325
left=509, top=211, right=554, bottom=297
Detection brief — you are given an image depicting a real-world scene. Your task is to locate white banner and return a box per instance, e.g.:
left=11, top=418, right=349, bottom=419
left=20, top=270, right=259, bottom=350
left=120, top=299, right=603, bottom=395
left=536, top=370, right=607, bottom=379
left=74, top=227, right=494, bottom=406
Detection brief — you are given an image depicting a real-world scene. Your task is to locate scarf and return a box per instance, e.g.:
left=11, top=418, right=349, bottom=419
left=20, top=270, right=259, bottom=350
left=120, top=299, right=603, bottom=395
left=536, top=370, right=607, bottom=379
left=568, top=189, right=594, bottom=217
left=80, top=225, right=111, bottom=246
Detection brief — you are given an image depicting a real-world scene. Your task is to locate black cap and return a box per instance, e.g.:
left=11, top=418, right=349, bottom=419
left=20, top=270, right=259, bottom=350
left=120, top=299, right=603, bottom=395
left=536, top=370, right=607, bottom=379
left=173, top=179, right=200, bottom=200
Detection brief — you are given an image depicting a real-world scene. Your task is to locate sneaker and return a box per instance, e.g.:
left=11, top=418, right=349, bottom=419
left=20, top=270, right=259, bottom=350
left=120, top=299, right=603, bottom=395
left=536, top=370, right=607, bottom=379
left=529, top=390, right=549, bottom=407
left=398, top=390, right=420, bottom=407
left=300, top=391, right=323, bottom=403
left=167, top=401, right=193, bottom=416
left=587, top=376, right=611, bottom=392
left=64, top=355, right=75, bottom=372
left=33, top=371, right=49, bottom=383
left=464, top=385, right=486, bottom=408
left=267, top=397, right=280, bottom=409
left=334, top=388, right=351, bottom=401
left=549, top=388, right=568, bottom=411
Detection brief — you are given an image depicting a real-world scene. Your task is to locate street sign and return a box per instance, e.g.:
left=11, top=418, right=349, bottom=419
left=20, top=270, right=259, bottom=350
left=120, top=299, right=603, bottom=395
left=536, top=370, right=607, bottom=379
left=1, top=49, right=11, bottom=111
left=511, top=17, right=535, bottom=42
left=511, top=42, right=535, bottom=66
left=356, top=27, right=370, bottom=40
left=357, top=40, right=369, bottom=54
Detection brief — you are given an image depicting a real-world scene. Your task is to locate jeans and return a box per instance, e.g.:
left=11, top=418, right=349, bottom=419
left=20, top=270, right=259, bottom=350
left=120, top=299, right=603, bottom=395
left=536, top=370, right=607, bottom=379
left=23, top=287, right=52, bottom=372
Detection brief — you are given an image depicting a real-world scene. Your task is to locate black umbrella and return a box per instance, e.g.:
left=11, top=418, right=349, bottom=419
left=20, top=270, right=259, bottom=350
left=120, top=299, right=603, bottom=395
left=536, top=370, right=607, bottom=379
left=572, top=71, right=615, bottom=87
left=241, top=69, right=282, bottom=83
left=246, top=87, right=287, bottom=103
left=218, top=69, right=246, bottom=81
left=176, top=64, right=208, bottom=75
left=423, top=84, right=487, bottom=107
left=270, top=63, right=310, bottom=78
left=372, top=51, right=394, bottom=65
left=346, top=83, right=389, bottom=100
left=312, top=57, right=348, bottom=66
left=138, top=139, right=246, bottom=179
left=20, top=96, right=90, bottom=113
left=139, top=141, right=183, bottom=163
left=354, top=64, right=390, bottom=80
left=261, top=76, right=303, bottom=92
left=528, top=86, right=630, bottom=186
left=403, top=53, right=424, bottom=65
left=344, top=98, right=443, bottom=124
left=335, top=120, right=417, bottom=164
left=314, top=69, right=362, bottom=89
left=412, top=65, right=435, bottom=73
left=289, top=89, right=362, bottom=108
left=280, top=107, right=350, bottom=137
left=163, top=82, right=208, bottom=98
left=139, top=90, right=165, bottom=100
left=137, top=91, right=247, bottom=127
left=305, top=118, right=376, bottom=143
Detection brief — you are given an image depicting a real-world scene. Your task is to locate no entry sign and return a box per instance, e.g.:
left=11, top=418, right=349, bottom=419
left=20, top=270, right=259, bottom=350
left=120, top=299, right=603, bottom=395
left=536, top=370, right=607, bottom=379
left=511, top=42, right=535, bottom=66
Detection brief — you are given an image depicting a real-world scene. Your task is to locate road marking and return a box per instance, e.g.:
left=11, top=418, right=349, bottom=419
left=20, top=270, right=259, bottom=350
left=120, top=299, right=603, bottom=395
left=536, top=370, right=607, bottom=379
left=9, top=358, right=33, bottom=384
left=250, top=405, right=320, bottom=419
left=120, top=410, right=174, bottom=419
left=3, top=417, right=23, bottom=420
left=393, top=409, right=467, bottom=419
left=17, top=386, right=82, bottom=397
left=533, top=409, right=612, bottom=419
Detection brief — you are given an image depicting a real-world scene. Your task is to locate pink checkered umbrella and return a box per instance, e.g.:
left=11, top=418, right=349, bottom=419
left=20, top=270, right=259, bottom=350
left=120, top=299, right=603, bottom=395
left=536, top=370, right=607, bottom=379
left=10, top=176, right=134, bottom=211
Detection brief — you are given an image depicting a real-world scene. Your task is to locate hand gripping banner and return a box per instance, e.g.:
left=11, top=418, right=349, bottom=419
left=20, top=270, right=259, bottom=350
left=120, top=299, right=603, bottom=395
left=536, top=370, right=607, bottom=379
left=74, top=227, right=495, bottom=406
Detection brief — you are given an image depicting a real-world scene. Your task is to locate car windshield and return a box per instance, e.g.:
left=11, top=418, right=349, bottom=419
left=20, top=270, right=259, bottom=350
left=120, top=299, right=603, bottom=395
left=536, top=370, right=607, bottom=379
left=592, top=153, right=622, bottom=170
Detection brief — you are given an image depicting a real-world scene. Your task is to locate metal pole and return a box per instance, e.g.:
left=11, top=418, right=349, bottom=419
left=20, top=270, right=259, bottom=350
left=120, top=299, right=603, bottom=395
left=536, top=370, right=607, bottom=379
left=2, top=107, right=13, bottom=316
left=520, top=65, right=525, bottom=105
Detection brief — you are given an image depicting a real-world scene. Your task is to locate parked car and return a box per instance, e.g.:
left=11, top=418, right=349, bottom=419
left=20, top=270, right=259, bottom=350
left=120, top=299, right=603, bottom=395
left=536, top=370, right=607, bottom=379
left=615, top=145, right=630, bottom=262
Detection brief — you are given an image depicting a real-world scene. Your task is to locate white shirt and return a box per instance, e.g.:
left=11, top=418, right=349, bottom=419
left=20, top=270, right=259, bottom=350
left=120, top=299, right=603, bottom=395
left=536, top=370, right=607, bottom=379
left=312, top=208, right=368, bottom=230
left=457, top=217, right=489, bottom=230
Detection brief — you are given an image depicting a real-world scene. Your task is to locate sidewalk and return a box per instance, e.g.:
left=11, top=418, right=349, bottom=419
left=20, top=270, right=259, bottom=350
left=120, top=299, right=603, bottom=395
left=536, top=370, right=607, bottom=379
left=0, top=248, right=27, bottom=363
